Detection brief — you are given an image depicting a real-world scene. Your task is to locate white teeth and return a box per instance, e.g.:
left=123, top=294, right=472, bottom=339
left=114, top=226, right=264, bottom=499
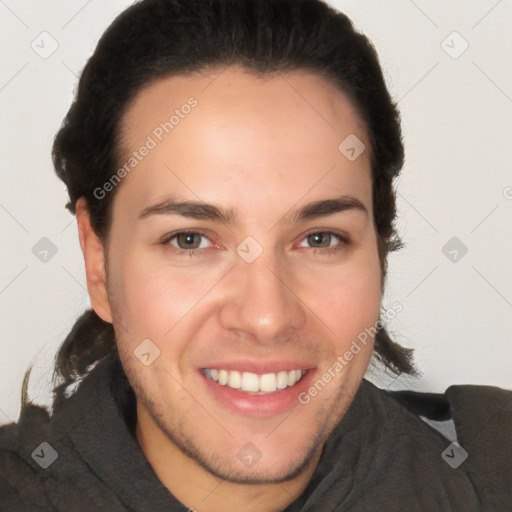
left=228, top=370, right=241, bottom=389
left=218, top=369, right=228, bottom=385
left=202, top=368, right=304, bottom=394
left=241, top=372, right=260, bottom=392
left=260, top=372, right=276, bottom=393
left=276, top=370, right=289, bottom=390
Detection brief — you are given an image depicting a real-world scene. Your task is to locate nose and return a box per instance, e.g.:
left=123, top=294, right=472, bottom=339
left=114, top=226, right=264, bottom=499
left=218, top=249, right=307, bottom=346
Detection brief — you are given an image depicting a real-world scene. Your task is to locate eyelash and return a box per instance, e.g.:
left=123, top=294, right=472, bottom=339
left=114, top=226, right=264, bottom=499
left=160, top=230, right=349, bottom=258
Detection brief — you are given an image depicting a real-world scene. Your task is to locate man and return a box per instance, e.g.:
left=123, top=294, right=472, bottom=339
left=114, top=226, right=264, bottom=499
left=1, top=0, right=510, bottom=510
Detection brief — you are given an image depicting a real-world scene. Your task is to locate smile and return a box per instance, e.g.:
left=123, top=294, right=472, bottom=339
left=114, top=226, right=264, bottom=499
left=201, top=368, right=307, bottom=395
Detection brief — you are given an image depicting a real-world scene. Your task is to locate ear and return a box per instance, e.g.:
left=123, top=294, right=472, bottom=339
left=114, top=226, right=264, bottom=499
left=75, top=197, right=113, bottom=324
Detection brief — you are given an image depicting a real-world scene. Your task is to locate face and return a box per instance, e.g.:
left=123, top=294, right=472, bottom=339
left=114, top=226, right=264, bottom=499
left=97, top=66, right=382, bottom=483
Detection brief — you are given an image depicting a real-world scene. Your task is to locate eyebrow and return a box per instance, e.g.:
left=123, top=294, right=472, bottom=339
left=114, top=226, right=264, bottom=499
left=138, top=194, right=368, bottom=224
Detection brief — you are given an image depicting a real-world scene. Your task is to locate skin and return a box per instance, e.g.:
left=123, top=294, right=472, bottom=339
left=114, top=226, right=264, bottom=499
left=76, top=65, right=382, bottom=511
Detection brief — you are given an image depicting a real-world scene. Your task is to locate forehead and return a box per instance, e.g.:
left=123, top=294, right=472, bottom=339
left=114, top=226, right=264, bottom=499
left=114, top=66, right=372, bottom=220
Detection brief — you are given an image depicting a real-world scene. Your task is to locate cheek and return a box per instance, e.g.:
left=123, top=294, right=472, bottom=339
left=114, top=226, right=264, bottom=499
left=107, top=249, right=165, bottom=337
left=301, top=251, right=382, bottom=343
left=108, top=248, right=212, bottom=340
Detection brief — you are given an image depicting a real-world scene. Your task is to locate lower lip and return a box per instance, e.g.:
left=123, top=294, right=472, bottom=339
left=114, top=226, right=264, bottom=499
left=198, top=369, right=317, bottom=417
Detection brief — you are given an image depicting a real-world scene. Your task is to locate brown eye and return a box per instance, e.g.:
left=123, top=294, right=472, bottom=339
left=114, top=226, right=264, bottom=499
left=306, top=232, right=335, bottom=248
left=298, top=231, right=348, bottom=256
left=161, top=231, right=213, bottom=255
left=175, top=232, right=202, bottom=249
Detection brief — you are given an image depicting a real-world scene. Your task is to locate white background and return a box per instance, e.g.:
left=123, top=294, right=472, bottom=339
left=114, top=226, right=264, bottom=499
left=1, top=0, right=511, bottom=425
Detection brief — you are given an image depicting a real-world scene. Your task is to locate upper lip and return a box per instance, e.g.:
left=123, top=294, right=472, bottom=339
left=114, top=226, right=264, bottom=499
left=198, top=360, right=315, bottom=374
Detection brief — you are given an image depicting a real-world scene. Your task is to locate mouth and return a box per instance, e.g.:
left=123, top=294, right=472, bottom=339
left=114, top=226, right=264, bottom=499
left=200, top=367, right=308, bottom=395
left=197, top=365, right=316, bottom=417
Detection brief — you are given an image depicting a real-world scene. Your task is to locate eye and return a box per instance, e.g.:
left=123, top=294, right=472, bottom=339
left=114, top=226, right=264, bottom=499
left=161, top=230, right=213, bottom=257
left=297, top=231, right=348, bottom=255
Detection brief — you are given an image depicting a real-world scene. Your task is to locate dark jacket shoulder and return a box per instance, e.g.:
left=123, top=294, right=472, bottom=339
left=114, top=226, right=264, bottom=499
left=0, top=404, right=54, bottom=510
left=389, top=383, right=512, bottom=511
